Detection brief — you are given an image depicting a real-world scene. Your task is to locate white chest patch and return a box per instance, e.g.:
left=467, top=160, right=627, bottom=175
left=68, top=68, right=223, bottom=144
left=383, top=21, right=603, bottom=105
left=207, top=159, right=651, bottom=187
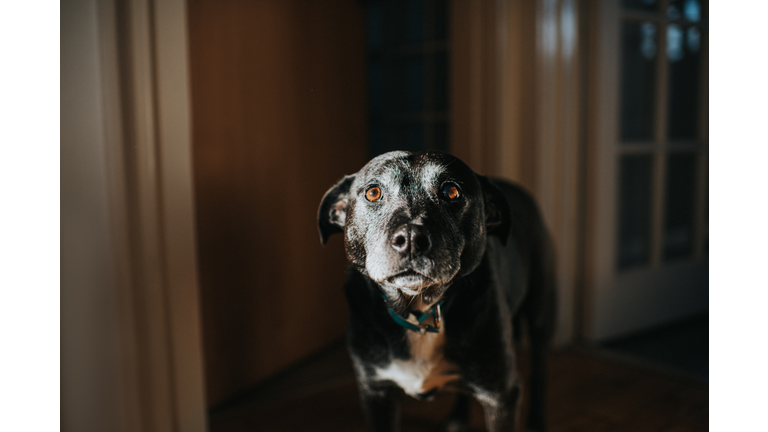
left=374, top=326, right=460, bottom=397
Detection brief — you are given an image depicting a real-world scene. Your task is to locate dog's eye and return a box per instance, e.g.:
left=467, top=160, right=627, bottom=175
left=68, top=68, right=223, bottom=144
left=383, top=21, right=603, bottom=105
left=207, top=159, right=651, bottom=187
left=442, top=183, right=461, bottom=200
left=365, top=186, right=382, bottom=202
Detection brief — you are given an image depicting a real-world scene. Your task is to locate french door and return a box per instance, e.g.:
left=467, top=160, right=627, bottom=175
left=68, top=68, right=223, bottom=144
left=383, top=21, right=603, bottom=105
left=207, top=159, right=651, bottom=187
left=585, top=0, right=708, bottom=341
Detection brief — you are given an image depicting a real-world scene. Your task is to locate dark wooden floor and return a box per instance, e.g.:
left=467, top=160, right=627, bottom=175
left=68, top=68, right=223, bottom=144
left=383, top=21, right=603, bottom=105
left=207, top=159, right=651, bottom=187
left=210, top=346, right=708, bottom=432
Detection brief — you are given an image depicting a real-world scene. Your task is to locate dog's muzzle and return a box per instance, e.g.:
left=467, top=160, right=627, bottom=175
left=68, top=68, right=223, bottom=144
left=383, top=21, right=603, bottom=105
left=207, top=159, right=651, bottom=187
left=386, top=270, right=434, bottom=294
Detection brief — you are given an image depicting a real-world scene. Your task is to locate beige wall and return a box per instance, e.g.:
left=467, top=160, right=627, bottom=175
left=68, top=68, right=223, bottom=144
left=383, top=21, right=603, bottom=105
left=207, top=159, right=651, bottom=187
left=187, top=0, right=368, bottom=408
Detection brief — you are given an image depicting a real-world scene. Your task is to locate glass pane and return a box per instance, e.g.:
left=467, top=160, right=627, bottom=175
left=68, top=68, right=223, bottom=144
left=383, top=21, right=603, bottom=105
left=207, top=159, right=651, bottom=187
left=383, top=122, right=424, bottom=154
left=403, top=56, right=425, bottom=112
left=404, top=0, right=425, bottom=44
left=383, top=56, right=424, bottom=113
left=382, top=0, right=424, bottom=47
left=434, top=121, right=448, bottom=152
left=667, top=24, right=702, bottom=140
left=669, top=0, right=702, bottom=22
left=617, top=155, right=654, bottom=270
left=369, top=120, right=384, bottom=158
left=367, top=2, right=382, bottom=50
left=622, top=0, right=657, bottom=12
left=434, top=51, right=449, bottom=112
left=663, top=153, right=697, bottom=260
left=434, top=0, right=448, bottom=40
left=621, top=21, right=657, bottom=142
left=368, top=57, right=382, bottom=115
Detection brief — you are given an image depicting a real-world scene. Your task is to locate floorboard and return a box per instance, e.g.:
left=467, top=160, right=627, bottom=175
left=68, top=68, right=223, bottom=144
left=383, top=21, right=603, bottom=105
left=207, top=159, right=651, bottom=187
left=209, top=346, right=708, bottom=432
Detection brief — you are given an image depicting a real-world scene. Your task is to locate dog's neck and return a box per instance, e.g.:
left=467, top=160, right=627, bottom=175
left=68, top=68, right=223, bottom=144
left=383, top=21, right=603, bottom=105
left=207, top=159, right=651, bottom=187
left=402, top=294, right=440, bottom=313
left=379, top=282, right=450, bottom=318
left=383, top=292, right=444, bottom=335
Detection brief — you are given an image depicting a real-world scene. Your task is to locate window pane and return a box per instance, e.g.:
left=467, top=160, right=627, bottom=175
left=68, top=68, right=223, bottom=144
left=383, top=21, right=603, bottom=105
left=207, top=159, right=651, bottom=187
left=621, top=21, right=657, bottom=142
left=434, top=51, right=449, bottom=112
left=383, top=122, right=424, bottom=153
left=368, top=57, right=382, bottom=115
left=382, top=0, right=424, bottom=47
left=622, top=0, right=657, bottom=12
left=369, top=120, right=384, bottom=157
left=618, top=155, right=654, bottom=270
left=667, top=24, right=702, bottom=140
left=669, top=0, right=702, bottom=22
left=434, top=121, right=448, bottom=152
left=403, top=56, right=425, bottom=112
left=403, top=0, right=425, bottom=44
left=383, top=56, right=424, bottom=113
left=434, top=0, right=448, bottom=40
left=367, top=2, right=382, bottom=49
left=663, top=153, right=697, bottom=260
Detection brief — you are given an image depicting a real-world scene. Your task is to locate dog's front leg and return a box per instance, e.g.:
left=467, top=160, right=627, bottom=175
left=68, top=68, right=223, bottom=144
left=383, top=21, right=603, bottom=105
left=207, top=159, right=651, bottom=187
left=358, top=382, right=402, bottom=432
left=477, top=381, right=522, bottom=432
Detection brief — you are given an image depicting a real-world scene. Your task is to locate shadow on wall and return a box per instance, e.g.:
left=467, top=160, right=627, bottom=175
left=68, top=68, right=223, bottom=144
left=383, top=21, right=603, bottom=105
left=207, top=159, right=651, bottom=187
left=188, top=0, right=368, bottom=408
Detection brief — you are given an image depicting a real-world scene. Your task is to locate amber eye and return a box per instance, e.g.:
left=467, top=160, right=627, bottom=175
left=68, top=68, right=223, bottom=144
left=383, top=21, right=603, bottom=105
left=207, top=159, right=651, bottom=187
left=442, top=183, right=461, bottom=200
left=365, top=186, right=382, bottom=202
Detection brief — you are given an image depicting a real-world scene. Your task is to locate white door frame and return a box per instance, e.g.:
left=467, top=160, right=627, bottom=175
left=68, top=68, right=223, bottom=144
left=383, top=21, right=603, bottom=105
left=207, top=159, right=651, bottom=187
left=582, top=0, right=709, bottom=341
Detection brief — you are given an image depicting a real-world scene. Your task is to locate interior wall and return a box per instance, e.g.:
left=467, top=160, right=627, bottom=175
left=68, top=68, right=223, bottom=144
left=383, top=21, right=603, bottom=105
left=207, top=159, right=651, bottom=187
left=187, top=0, right=368, bottom=408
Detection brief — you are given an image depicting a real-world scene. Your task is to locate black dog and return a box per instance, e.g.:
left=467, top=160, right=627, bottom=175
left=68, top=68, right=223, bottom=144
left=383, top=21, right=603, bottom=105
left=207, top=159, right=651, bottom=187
left=318, top=151, right=556, bottom=432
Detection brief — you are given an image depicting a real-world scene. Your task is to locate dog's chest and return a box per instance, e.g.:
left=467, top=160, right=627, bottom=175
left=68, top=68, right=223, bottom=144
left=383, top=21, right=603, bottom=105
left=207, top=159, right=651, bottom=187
left=374, top=327, right=459, bottom=397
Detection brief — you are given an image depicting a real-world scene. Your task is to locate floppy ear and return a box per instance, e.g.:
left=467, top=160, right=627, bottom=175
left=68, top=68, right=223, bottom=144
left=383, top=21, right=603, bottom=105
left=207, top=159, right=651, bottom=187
left=317, top=175, right=356, bottom=245
left=477, top=175, right=512, bottom=246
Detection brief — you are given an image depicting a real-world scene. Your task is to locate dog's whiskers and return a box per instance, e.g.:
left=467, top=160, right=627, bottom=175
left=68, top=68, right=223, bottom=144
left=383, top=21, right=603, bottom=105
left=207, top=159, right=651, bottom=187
left=405, top=291, right=417, bottom=308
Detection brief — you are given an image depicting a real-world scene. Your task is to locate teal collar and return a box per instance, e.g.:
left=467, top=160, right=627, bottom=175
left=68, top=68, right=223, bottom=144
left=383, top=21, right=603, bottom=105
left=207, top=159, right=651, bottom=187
left=384, top=296, right=444, bottom=334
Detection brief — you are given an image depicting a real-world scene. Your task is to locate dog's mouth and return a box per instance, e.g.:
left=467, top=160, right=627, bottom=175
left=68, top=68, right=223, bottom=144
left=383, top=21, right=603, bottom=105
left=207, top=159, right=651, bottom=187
left=386, top=270, right=436, bottom=295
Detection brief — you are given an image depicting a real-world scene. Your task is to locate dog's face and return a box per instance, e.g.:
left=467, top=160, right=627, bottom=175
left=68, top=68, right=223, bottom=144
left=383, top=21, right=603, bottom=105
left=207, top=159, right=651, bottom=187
left=318, top=151, right=511, bottom=303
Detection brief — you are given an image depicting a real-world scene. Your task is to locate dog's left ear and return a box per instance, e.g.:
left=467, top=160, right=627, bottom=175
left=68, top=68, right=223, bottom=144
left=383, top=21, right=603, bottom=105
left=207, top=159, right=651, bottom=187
left=317, top=175, right=356, bottom=245
left=477, top=175, right=512, bottom=246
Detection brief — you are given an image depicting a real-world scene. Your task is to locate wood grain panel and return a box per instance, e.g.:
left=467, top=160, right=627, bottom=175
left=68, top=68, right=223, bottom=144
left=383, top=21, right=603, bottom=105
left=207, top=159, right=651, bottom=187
left=187, top=0, right=367, bottom=407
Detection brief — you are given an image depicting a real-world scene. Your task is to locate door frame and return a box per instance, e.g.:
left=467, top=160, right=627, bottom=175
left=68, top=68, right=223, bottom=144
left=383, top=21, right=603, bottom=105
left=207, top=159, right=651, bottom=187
left=582, top=0, right=709, bottom=341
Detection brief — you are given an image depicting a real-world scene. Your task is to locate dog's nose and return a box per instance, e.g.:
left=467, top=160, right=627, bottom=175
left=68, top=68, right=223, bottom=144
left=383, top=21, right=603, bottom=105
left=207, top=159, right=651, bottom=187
left=391, top=224, right=431, bottom=256
left=391, top=226, right=410, bottom=253
left=411, top=226, right=431, bottom=255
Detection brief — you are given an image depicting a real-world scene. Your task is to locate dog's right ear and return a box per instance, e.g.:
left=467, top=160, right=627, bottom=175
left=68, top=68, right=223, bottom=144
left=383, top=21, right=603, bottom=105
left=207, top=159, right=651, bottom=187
left=317, top=175, right=356, bottom=245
